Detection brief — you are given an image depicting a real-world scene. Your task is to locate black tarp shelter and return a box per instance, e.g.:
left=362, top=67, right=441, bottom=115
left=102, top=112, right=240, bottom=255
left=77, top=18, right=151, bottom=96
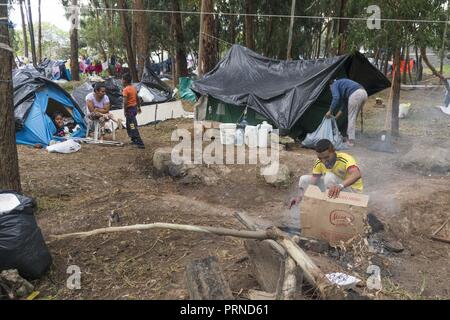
left=192, top=45, right=390, bottom=136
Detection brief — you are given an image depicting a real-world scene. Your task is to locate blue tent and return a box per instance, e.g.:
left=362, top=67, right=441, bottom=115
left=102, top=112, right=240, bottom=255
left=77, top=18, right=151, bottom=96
left=13, top=69, right=86, bottom=146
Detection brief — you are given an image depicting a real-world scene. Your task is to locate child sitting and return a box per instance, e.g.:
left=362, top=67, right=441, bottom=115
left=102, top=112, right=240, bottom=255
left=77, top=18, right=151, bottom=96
left=53, top=112, right=66, bottom=137
left=52, top=112, right=80, bottom=138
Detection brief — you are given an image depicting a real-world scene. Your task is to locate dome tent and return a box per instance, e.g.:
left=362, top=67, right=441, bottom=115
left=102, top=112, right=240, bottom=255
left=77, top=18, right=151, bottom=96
left=13, top=69, right=86, bottom=146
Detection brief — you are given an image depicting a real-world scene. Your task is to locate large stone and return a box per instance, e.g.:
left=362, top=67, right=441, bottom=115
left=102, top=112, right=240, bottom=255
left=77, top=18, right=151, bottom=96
left=152, top=147, right=175, bottom=174
left=260, top=164, right=291, bottom=187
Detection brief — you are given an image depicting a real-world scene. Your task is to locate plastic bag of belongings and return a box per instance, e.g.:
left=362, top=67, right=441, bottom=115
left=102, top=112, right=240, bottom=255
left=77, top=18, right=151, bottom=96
left=302, top=117, right=348, bottom=150
left=0, top=191, right=52, bottom=279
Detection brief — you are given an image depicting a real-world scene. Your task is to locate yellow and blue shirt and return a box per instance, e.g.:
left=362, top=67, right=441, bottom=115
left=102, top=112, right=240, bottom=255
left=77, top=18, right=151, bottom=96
left=312, top=152, right=363, bottom=192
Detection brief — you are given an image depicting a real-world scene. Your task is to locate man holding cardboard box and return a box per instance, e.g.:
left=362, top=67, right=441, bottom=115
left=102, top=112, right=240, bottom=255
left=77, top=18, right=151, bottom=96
left=289, top=139, right=363, bottom=208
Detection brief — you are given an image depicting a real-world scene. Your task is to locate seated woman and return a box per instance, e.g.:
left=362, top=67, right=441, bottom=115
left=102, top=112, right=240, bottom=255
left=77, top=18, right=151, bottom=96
left=85, top=82, right=119, bottom=139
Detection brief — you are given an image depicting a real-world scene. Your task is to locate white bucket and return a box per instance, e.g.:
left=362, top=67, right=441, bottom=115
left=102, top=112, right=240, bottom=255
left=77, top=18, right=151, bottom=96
left=258, top=121, right=273, bottom=148
left=399, top=103, right=411, bottom=119
left=245, top=125, right=258, bottom=147
left=219, top=123, right=236, bottom=145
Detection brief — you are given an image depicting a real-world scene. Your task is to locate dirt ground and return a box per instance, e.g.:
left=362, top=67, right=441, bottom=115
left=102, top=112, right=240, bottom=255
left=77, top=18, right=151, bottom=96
left=18, top=85, right=450, bottom=300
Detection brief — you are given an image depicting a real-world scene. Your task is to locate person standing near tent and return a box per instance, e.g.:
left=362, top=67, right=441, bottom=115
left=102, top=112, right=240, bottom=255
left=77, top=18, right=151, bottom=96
left=122, top=73, right=145, bottom=149
left=325, top=78, right=368, bottom=147
left=86, top=83, right=117, bottom=139
left=289, top=139, right=363, bottom=208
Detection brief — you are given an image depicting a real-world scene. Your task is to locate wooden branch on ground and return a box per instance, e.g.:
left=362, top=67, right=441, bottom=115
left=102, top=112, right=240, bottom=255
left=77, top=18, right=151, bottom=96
left=49, top=222, right=269, bottom=241
left=431, top=219, right=450, bottom=244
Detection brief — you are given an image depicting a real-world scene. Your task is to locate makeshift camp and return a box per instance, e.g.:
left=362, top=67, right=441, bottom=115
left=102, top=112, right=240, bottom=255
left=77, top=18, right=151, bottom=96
left=192, top=45, right=391, bottom=136
left=72, top=66, right=174, bottom=113
left=38, top=58, right=71, bottom=81
left=140, top=63, right=174, bottom=102
left=13, top=69, right=86, bottom=146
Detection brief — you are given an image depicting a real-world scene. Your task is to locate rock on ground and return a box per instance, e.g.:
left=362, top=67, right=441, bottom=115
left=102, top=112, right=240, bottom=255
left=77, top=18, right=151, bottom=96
left=153, top=147, right=176, bottom=175
left=259, top=164, right=291, bottom=187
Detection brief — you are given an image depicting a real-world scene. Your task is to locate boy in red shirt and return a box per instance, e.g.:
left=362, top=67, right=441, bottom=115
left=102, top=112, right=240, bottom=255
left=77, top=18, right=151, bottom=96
left=122, top=73, right=145, bottom=149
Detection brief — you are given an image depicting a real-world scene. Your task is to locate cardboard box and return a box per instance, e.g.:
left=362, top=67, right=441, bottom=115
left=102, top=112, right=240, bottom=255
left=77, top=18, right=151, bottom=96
left=300, top=185, right=369, bottom=246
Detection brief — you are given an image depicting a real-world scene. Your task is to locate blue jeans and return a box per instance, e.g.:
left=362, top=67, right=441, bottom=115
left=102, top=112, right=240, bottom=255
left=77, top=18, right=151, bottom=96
left=125, top=106, right=144, bottom=146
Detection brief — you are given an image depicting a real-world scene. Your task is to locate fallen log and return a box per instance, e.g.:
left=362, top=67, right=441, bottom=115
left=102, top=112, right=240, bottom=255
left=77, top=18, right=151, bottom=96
left=235, top=212, right=345, bottom=300
left=49, top=222, right=269, bottom=241
left=244, top=239, right=287, bottom=293
left=185, top=256, right=234, bottom=300
left=236, top=211, right=292, bottom=295
left=276, top=256, right=298, bottom=300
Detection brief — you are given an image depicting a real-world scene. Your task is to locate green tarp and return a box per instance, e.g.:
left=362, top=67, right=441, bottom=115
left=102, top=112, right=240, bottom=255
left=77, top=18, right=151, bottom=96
left=179, top=77, right=197, bottom=102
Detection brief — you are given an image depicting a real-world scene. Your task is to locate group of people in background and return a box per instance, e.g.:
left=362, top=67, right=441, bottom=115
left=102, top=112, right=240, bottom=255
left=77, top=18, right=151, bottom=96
left=78, top=54, right=125, bottom=77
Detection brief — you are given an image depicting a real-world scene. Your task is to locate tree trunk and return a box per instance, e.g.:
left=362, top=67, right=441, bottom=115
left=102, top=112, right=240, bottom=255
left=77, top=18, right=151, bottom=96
left=244, top=0, right=255, bottom=50
left=134, top=0, right=149, bottom=80
left=92, top=2, right=107, bottom=63
left=38, top=0, right=42, bottom=62
left=103, top=0, right=115, bottom=55
left=228, top=3, right=238, bottom=45
left=118, top=0, right=139, bottom=82
left=26, top=0, right=37, bottom=67
left=401, top=46, right=408, bottom=84
left=383, top=50, right=389, bottom=76
left=391, top=47, right=401, bottom=137
left=264, top=17, right=273, bottom=56
left=406, top=46, right=414, bottom=85
left=19, top=0, right=28, bottom=59
left=415, top=46, right=423, bottom=82
left=337, top=0, right=349, bottom=55
left=171, top=0, right=188, bottom=87
left=324, top=20, right=332, bottom=57
left=316, top=25, right=322, bottom=58
left=70, top=0, right=80, bottom=81
left=286, top=0, right=296, bottom=60
left=198, top=0, right=205, bottom=76
left=0, top=0, right=21, bottom=191
left=199, top=0, right=217, bottom=75
left=440, top=3, right=449, bottom=77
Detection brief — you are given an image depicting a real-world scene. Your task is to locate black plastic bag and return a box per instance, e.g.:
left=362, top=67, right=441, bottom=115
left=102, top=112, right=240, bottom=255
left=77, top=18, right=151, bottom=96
left=0, top=191, right=52, bottom=280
